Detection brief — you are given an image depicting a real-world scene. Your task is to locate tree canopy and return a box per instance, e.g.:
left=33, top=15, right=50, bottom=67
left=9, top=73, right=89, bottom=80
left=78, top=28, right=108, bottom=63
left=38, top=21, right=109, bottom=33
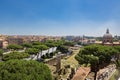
left=63, top=41, right=75, bottom=46
left=45, top=43, right=55, bottom=48
left=75, top=44, right=118, bottom=80
left=76, top=45, right=117, bottom=66
left=32, top=41, right=42, bottom=45
left=113, top=46, right=120, bottom=67
left=25, top=48, right=39, bottom=55
left=33, top=45, right=48, bottom=51
left=2, top=52, right=29, bottom=61
left=0, top=60, right=52, bottom=80
left=22, top=43, right=32, bottom=48
left=0, top=49, right=3, bottom=56
left=57, top=45, right=68, bottom=53
left=7, top=44, right=23, bottom=50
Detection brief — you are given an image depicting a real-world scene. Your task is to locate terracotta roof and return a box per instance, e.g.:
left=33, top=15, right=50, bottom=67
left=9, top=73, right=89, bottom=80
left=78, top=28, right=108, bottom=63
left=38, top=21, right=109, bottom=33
left=72, top=67, right=90, bottom=80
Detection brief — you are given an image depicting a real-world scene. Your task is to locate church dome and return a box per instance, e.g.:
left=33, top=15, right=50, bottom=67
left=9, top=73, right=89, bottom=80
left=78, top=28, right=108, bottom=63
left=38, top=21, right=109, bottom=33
left=102, top=29, right=113, bottom=44
left=103, top=29, right=112, bottom=38
left=103, top=33, right=112, bottom=38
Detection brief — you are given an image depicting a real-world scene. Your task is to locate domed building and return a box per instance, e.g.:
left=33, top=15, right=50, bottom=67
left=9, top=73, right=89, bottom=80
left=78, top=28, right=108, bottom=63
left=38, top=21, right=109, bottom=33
left=102, top=29, right=113, bottom=44
left=95, top=29, right=120, bottom=46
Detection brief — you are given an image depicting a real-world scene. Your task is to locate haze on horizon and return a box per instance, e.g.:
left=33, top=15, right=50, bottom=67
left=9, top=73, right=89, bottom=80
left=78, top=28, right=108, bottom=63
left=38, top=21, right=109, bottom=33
left=0, top=0, right=120, bottom=37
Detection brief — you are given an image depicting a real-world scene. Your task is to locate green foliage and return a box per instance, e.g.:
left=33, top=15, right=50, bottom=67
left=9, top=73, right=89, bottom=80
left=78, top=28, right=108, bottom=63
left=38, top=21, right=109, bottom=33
left=75, top=54, right=99, bottom=65
left=33, top=45, right=48, bottom=50
left=44, top=40, right=60, bottom=47
left=114, top=46, right=120, bottom=52
left=25, top=43, right=48, bottom=60
left=25, top=48, right=39, bottom=55
left=45, top=43, right=55, bottom=47
left=115, top=60, right=120, bottom=67
left=7, top=44, right=23, bottom=50
left=2, top=52, right=29, bottom=61
left=0, top=49, right=3, bottom=56
left=75, top=44, right=119, bottom=80
left=109, top=69, right=119, bottom=80
left=32, top=41, right=42, bottom=45
left=63, top=41, right=75, bottom=46
left=22, top=43, right=32, bottom=48
left=53, top=40, right=65, bottom=47
left=77, top=42, right=82, bottom=45
left=57, top=45, right=68, bottom=53
left=75, top=44, right=118, bottom=71
left=114, top=45, right=120, bottom=66
left=0, top=60, right=52, bottom=80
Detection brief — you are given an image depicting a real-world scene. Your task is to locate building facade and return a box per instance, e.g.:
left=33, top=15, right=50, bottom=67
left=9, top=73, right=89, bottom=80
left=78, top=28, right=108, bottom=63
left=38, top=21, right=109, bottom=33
left=102, top=29, right=113, bottom=44
left=95, top=29, right=120, bottom=46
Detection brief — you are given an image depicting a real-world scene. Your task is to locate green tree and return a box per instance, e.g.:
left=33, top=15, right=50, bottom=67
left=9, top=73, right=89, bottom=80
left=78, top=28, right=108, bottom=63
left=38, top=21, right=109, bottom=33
left=0, top=49, right=3, bottom=56
left=33, top=45, right=48, bottom=60
left=22, top=43, right=32, bottom=48
left=45, top=42, right=56, bottom=56
left=32, top=41, right=42, bottom=45
left=7, top=44, right=23, bottom=50
left=0, top=60, right=52, bottom=80
left=63, top=41, right=75, bottom=46
left=0, top=49, right=3, bottom=60
left=45, top=43, right=55, bottom=48
left=113, top=46, right=120, bottom=67
left=33, top=45, right=48, bottom=51
left=2, top=52, right=29, bottom=61
left=25, top=48, right=39, bottom=55
left=75, top=44, right=116, bottom=80
left=57, top=45, right=68, bottom=53
left=54, top=40, right=65, bottom=47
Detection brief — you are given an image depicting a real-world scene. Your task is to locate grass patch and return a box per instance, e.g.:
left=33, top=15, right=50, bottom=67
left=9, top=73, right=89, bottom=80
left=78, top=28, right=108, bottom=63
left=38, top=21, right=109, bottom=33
left=109, top=69, right=119, bottom=80
left=62, top=49, right=80, bottom=68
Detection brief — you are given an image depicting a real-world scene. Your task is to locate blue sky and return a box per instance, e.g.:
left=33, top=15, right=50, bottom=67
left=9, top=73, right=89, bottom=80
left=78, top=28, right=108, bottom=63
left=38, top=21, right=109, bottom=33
left=0, top=0, right=120, bottom=36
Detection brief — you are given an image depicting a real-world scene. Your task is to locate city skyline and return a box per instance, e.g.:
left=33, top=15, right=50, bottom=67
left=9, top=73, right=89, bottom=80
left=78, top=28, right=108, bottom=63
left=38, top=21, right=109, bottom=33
left=0, top=0, right=120, bottom=36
